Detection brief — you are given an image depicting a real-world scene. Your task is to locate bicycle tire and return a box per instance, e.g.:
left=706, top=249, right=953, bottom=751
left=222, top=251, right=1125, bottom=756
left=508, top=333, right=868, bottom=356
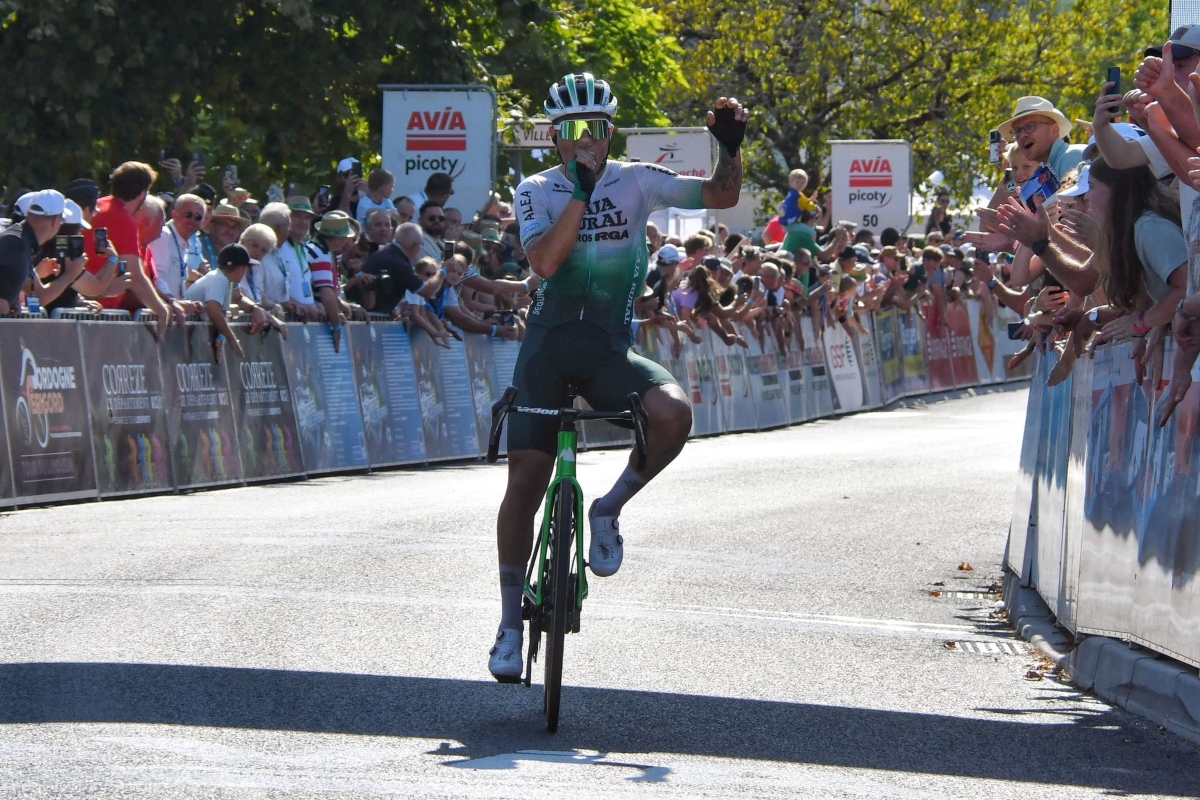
left=543, top=481, right=575, bottom=732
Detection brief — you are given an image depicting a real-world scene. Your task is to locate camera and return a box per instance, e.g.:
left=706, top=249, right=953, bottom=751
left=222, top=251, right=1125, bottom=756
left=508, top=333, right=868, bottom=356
left=67, top=235, right=85, bottom=260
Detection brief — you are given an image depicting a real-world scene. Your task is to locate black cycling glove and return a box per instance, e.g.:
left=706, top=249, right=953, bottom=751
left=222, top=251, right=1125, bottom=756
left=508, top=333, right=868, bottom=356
left=707, top=105, right=746, bottom=158
left=567, top=157, right=596, bottom=203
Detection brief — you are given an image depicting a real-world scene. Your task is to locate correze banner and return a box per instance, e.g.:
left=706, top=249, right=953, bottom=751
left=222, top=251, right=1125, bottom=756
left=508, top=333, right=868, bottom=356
left=381, top=85, right=497, bottom=216
left=623, top=129, right=714, bottom=179
left=830, top=140, right=912, bottom=232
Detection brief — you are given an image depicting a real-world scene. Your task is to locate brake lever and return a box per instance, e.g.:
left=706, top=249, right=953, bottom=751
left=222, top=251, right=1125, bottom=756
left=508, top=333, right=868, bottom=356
left=487, top=385, right=519, bottom=463
left=627, top=392, right=648, bottom=472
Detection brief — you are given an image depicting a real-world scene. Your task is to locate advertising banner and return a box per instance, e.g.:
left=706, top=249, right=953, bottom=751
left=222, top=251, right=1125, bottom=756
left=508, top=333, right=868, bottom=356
left=965, top=300, right=999, bottom=384
left=160, top=324, right=242, bottom=489
left=489, top=336, right=523, bottom=457
left=226, top=329, right=303, bottom=482
left=779, top=342, right=808, bottom=425
left=875, top=307, right=905, bottom=403
left=349, top=323, right=427, bottom=467
left=683, top=330, right=723, bottom=436
left=923, top=313, right=956, bottom=392
left=824, top=322, right=864, bottom=413
left=853, top=319, right=884, bottom=409
left=946, top=301, right=980, bottom=388
left=623, top=128, right=714, bottom=179
left=829, top=140, right=912, bottom=233
left=463, top=333, right=501, bottom=455
left=78, top=322, right=172, bottom=496
left=0, top=355, right=11, bottom=504
left=380, top=85, right=497, bottom=219
left=282, top=323, right=369, bottom=474
left=1033, top=352, right=1074, bottom=618
left=410, top=329, right=481, bottom=461
left=716, top=329, right=757, bottom=433
left=801, top=317, right=834, bottom=419
left=0, top=320, right=95, bottom=503
left=898, top=309, right=929, bottom=395
left=746, top=334, right=789, bottom=430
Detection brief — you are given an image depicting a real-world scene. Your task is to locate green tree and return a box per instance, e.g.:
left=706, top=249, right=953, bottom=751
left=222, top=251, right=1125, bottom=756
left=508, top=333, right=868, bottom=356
left=0, top=0, right=682, bottom=200
left=658, top=0, right=1167, bottom=216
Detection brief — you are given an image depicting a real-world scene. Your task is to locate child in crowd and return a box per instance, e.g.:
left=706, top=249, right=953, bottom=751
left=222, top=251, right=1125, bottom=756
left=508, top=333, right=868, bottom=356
left=401, top=256, right=454, bottom=348
left=779, top=169, right=818, bottom=227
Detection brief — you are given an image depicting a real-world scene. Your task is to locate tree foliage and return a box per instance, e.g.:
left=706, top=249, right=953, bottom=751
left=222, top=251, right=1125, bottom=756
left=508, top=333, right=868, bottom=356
left=657, top=0, right=1167, bottom=212
left=0, top=0, right=682, bottom=198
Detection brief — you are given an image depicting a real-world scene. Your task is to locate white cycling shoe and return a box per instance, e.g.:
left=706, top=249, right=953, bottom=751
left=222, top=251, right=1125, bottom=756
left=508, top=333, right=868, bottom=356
left=488, top=628, right=523, bottom=683
left=588, top=500, right=624, bottom=577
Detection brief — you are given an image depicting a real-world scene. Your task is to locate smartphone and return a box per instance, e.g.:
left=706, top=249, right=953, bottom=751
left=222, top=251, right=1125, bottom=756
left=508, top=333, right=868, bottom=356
left=443, top=241, right=456, bottom=260
left=117, top=259, right=128, bottom=276
left=988, top=129, right=1002, bottom=165
left=975, top=249, right=991, bottom=263
left=351, top=161, right=363, bottom=179
left=316, top=185, right=331, bottom=207
left=94, top=227, right=109, bottom=254
left=54, top=234, right=69, bottom=264
left=67, top=234, right=85, bottom=260
left=1019, top=163, right=1060, bottom=212
left=1007, top=321, right=1025, bottom=340
left=191, top=152, right=204, bottom=167
left=1106, top=66, right=1121, bottom=98
left=225, top=164, right=238, bottom=186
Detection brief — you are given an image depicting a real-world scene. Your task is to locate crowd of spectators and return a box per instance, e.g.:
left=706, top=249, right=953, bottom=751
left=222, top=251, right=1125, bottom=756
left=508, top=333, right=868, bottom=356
left=0, top=158, right=534, bottom=361
left=8, top=26, right=1200, bottom=392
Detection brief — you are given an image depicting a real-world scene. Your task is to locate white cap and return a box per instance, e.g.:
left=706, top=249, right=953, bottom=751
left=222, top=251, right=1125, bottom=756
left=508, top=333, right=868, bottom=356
left=656, top=243, right=682, bottom=264
left=1060, top=165, right=1091, bottom=198
left=62, top=198, right=91, bottom=229
left=336, top=157, right=361, bottom=174
left=22, top=189, right=66, bottom=217
left=1086, top=122, right=1146, bottom=146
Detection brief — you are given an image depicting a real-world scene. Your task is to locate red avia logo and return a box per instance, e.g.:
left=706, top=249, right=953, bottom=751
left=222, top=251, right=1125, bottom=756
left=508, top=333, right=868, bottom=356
left=849, top=157, right=892, bottom=188
left=406, top=108, right=467, bottom=151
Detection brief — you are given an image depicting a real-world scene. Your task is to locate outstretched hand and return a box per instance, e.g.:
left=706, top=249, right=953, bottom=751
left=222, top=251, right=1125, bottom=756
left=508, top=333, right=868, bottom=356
left=706, top=97, right=749, bottom=157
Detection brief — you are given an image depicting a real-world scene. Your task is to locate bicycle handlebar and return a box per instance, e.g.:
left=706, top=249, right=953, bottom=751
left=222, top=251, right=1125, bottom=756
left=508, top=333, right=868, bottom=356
left=486, top=385, right=649, bottom=471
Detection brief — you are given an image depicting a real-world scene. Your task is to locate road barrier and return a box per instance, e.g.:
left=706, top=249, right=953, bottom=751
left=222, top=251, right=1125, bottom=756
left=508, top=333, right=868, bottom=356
left=0, top=298, right=1028, bottom=510
left=1007, top=338, right=1200, bottom=669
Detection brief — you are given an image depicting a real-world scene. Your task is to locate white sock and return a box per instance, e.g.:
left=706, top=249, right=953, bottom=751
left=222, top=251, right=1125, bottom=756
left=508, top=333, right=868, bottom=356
left=499, top=564, right=524, bottom=630
left=593, top=465, right=647, bottom=518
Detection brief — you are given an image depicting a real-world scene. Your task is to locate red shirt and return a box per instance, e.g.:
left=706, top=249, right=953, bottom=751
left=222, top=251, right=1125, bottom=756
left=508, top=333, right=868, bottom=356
left=87, top=196, right=142, bottom=310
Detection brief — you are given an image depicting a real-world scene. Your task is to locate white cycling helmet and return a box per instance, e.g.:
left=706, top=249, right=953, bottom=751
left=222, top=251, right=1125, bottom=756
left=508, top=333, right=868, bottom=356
left=544, top=72, right=618, bottom=122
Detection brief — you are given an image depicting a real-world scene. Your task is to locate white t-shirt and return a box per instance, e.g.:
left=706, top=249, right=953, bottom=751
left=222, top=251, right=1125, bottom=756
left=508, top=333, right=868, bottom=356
left=184, top=267, right=234, bottom=308
left=147, top=222, right=205, bottom=299
left=260, top=248, right=291, bottom=305
left=356, top=195, right=396, bottom=225
left=1133, top=211, right=1187, bottom=302
left=279, top=240, right=315, bottom=305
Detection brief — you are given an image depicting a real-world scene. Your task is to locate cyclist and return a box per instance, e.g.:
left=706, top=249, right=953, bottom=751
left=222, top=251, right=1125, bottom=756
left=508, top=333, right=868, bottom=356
left=489, top=72, right=747, bottom=681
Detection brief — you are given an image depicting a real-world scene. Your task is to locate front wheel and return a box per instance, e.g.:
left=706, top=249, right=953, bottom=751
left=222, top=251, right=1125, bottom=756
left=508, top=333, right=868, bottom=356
left=543, top=481, right=575, bottom=732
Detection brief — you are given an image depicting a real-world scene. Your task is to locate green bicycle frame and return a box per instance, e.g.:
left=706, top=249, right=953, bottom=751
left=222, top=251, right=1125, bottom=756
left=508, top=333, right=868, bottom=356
left=524, top=427, right=589, bottom=610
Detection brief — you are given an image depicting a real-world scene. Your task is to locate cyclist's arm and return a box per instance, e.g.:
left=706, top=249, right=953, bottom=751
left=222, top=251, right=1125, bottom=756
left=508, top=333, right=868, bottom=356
left=701, top=149, right=742, bottom=209
left=518, top=179, right=584, bottom=281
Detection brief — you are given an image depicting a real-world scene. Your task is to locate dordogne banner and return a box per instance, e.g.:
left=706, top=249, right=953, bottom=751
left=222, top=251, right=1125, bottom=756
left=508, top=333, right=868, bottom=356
left=380, top=85, right=497, bottom=216
left=829, top=140, right=913, bottom=233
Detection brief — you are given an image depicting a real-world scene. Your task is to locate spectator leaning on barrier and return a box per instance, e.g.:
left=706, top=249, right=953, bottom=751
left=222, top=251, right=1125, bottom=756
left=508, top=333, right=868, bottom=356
left=0, top=190, right=88, bottom=315
left=147, top=192, right=209, bottom=303
left=360, top=221, right=446, bottom=317
left=88, top=162, right=175, bottom=338
left=40, top=197, right=113, bottom=315
left=185, top=243, right=253, bottom=361
left=256, top=202, right=297, bottom=314
left=281, top=195, right=321, bottom=319
left=306, top=210, right=360, bottom=352
left=237, top=223, right=277, bottom=310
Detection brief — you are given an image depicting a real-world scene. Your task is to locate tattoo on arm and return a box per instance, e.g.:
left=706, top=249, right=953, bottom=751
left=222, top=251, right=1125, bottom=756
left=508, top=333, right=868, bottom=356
left=709, top=153, right=742, bottom=194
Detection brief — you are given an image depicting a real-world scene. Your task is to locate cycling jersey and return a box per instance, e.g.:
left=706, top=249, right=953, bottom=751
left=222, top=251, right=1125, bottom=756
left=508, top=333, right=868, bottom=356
left=516, top=160, right=706, bottom=334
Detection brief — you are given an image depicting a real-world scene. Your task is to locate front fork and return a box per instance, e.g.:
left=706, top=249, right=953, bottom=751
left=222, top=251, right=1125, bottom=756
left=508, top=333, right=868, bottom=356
left=522, top=429, right=589, bottom=684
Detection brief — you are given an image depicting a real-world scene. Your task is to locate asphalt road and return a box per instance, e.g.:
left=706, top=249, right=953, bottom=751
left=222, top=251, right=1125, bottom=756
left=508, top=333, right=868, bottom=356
left=2, top=384, right=1199, bottom=799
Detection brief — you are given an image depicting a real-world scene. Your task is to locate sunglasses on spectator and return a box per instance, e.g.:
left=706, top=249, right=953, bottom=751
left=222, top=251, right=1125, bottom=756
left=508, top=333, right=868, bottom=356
left=424, top=214, right=445, bottom=222
left=555, top=119, right=614, bottom=141
left=1012, top=120, right=1051, bottom=137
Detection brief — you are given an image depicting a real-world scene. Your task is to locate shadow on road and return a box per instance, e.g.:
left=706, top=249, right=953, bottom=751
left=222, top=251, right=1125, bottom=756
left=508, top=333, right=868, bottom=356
left=1, top=661, right=1194, bottom=795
